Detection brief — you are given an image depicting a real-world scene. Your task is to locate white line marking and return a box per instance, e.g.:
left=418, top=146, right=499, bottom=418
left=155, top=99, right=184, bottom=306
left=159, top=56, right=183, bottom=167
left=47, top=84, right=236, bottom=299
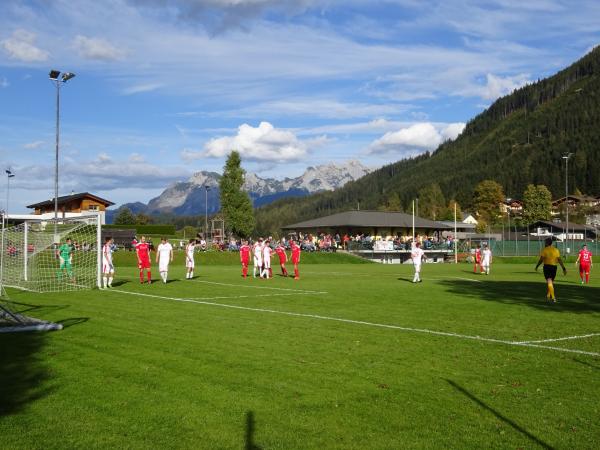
left=515, top=333, right=600, bottom=344
left=111, top=289, right=322, bottom=302
left=188, top=279, right=327, bottom=294
left=109, top=289, right=600, bottom=358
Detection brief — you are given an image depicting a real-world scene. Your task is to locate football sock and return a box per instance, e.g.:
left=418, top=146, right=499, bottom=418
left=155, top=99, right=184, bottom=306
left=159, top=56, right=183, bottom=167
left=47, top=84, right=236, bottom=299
left=147, top=271, right=152, bottom=282
left=108, top=276, right=113, bottom=287
left=548, top=283, right=555, bottom=299
left=103, top=276, right=107, bottom=288
left=586, top=272, right=590, bottom=283
left=140, top=271, right=144, bottom=283
left=269, top=268, right=272, bottom=277
left=294, top=268, right=299, bottom=278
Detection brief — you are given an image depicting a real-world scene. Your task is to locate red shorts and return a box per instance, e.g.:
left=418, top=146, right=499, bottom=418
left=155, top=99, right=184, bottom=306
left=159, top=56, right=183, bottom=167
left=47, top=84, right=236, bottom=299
left=241, top=259, right=249, bottom=266
left=292, top=258, right=300, bottom=265
left=579, top=264, right=591, bottom=273
left=278, top=258, right=287, bottom=265
left=138, top=259, right=151, bottom=270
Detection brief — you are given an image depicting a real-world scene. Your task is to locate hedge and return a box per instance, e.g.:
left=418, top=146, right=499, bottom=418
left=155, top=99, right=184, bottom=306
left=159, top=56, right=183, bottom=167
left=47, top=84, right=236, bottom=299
left=103, top=224, right=176, bottom=235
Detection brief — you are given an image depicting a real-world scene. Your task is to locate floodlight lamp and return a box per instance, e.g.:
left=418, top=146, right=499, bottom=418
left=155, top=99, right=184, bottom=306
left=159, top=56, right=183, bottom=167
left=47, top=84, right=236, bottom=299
left=49, top=70, right=61, bottom=80
left=61, top=72, right=76, bottom=82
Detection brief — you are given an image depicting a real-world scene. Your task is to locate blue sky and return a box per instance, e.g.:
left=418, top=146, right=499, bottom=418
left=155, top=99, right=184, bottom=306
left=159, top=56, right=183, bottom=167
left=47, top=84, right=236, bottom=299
left=0, top=0, right=598, bottom=212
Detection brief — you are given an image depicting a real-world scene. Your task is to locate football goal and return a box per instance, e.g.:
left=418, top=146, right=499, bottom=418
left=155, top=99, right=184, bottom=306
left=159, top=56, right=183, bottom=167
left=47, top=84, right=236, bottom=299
left=0, top=215, right=101, bottom=332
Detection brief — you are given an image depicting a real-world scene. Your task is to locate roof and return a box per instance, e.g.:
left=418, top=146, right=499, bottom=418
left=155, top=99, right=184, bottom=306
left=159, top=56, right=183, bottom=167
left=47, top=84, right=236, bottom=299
left=282, top=210, right=452, bottom=230
left=532, top=220, right=596, bottom=232
left=552, top=195, right=599, bottom=205
left=438, top=221, right=476, bottom=229
left=27, top=192, right=115, bottom=209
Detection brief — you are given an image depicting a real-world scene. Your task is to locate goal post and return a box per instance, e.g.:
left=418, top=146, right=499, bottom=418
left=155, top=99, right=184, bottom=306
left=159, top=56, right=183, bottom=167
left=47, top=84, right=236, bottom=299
left=0, top=214, right=102, bottom=332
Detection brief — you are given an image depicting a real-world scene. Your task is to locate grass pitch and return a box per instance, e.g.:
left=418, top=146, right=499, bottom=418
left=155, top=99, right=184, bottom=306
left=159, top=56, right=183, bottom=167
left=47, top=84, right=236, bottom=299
left=1, top=256, right=599, bottom=449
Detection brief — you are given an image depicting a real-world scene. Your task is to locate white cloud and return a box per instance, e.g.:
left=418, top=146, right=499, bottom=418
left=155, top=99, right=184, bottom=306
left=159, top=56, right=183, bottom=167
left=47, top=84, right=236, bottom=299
left=478, top=73, right=531, bottom=101
left=368, top=122, right=465, bottom=156
left=122, top=83, right=164, bottom=95
left=73, top=35, right=126, bottom=61
left=203, top=121, right=312, bottom=162
left=129, top=153, right=145, bottom=163
left=23, top=140, right=45, bottom=150
left=0, top=29, right=49, bottom=62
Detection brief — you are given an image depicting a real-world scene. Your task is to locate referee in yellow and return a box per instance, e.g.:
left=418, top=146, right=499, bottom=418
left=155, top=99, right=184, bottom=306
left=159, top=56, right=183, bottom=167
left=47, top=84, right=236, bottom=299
left=535, top=237, right=567, bottom=302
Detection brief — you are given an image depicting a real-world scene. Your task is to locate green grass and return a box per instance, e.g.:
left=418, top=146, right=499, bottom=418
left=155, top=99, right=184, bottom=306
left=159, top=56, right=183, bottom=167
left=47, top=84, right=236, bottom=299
left=1, top=261, right=599, bottom=449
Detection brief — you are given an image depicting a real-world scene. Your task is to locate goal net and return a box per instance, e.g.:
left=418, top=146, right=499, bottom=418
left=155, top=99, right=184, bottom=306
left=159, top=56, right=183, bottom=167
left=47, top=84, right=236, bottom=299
left=0, top=215, right=101, bottom=332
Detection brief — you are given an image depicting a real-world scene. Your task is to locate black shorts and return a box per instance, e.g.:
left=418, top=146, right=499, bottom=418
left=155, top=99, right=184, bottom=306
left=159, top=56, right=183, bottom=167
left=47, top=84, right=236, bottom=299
left=543, top=265, right=557, bottom=280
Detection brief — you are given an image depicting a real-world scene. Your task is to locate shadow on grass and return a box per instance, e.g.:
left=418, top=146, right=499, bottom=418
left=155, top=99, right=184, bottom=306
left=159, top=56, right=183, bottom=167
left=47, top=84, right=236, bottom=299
left=572, top=358, right=600, bottom=371
left=438, top=279, right=600, bottom=313
left=56, top=317, right=89, bottom=329
left=110, top=280, right=129, bottom=288
left=0, top=332, right=53, bottom=417
left=445, top=379, right=554, bottom=450
left=245, top=411, right=262, bottom=450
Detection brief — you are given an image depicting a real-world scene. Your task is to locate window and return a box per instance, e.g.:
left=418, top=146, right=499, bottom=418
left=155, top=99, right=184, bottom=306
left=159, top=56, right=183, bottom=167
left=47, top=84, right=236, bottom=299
left=88, top=204, right=100, bottom=211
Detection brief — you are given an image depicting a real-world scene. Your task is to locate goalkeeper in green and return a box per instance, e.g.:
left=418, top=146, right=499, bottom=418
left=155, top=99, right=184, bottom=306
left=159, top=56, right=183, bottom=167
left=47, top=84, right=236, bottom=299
left=56, top=237, right=75, bottom=281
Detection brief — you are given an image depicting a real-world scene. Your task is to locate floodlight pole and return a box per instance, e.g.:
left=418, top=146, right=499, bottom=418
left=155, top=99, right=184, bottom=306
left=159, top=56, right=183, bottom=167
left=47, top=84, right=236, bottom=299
left=412, top=199, right=415, bottom=243
left=454, top=201, right=458, bottom=264
left=563, top=153, right=572, bottom=255
left=204, top=185, right=210, bottom=241
left=49, top=70, right=75, bottom=238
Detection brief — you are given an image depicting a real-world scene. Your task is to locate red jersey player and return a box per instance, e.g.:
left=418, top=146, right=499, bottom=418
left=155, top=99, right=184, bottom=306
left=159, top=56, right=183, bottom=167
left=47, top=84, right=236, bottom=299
left=275, top=240, right=288, bottom=277
left=575, top=243, right=593, bottom=284
left=239, top=240, right=251, bottom=278
left=135, top=235, right=152, bottom=284
left=474, top=244, right=484, bottom=274
left=290, top=240, right=301, bottom=280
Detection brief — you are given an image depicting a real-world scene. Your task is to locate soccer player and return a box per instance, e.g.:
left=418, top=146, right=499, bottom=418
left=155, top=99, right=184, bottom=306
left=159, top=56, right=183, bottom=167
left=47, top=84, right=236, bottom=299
left=411, top=242, right=425, bottom=283
left=56, top=237, right=74, bottom=281
left=275, top=240, right=289, bottom=277
left=290, top=239, right=301, bottom=280
left=239, top=239, right=251, bottom=278
left=156, top=237, right=174, bottom=284
left=575, top=243, right=593, bottom=285
left=102, top=236, right=115, bottom=288
left=481, top=244, right=492, bottom=275
left=535, top=237, right=567, bottom=302
left=474, top=244, right=484, bottom=274
left=135, top=235, right=152, bottom=284
left=253, top=238, right=264, bottom=278
left=261, top=240, right=273, bottom=279
left=185, top=238, right=196, bottom=279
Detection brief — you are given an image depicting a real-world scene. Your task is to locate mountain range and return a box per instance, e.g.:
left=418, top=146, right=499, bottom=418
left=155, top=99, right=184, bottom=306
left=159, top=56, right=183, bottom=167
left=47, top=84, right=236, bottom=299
left=108, top=161, right=370, bottom=222
left=254, top=46, right=600, bottom=234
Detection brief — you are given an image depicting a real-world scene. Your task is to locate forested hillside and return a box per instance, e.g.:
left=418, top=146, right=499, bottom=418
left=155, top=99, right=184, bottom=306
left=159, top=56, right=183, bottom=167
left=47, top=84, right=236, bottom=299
left=255, top=46, right=600, bottom=235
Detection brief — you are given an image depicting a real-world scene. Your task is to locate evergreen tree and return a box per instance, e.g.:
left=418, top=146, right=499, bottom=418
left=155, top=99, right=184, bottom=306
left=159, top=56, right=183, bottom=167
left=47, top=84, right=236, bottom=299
left=385, top=192, right=402, bottom=211
left=439, top=199, right=462, bottom=221
left=522, top=184, right=552, bottom=224
left=219, top=151, right=255, bottom=238
left=473, top=180, right=504, bottom=224
left=114, top=207, right=137, bottom=225
left=418, top=183, right=446, bottom=220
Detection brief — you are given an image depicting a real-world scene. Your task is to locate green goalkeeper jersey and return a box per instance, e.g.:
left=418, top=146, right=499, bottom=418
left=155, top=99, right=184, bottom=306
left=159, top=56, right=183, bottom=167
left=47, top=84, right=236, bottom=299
left=58, top=243, right=72, bottom=261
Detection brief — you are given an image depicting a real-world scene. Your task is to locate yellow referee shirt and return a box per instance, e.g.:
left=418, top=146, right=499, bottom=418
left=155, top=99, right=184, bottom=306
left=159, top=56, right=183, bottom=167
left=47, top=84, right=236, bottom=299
left=540, top=246, right=560, bottom=265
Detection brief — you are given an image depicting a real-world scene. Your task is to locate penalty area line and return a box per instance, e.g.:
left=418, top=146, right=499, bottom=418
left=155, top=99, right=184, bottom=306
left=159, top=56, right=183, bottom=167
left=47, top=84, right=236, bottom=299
left=109, top=289, right=599, bottom=358
left=188, top=279, right=327, bottom=294
left=514, top=333, right=600, bottom=344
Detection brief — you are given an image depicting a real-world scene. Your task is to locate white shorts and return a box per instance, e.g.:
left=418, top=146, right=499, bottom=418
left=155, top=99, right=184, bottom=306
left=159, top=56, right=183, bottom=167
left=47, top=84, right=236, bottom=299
left=482, top=260, right=490, bottom=268
left=186, top=258, right=195, bottom=269
left=263, top=259, right=271, bottom=269
left=254, top=256, right=262, bottom=267
left=102, top=261, right=114, bottom=274
left=413, top=263, right=422, bottom=273
left=159, top=259, right=170, bottom=272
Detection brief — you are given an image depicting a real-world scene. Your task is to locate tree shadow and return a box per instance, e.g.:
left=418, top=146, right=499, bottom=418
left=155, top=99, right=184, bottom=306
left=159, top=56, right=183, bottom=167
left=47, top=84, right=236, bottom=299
left=0, top=332, right=53, bottom=417
left=437, top=279, right=600, bottom=313
left=445, top=379, right=554, bottom=449
left=245, top=411, right=262, bottom=450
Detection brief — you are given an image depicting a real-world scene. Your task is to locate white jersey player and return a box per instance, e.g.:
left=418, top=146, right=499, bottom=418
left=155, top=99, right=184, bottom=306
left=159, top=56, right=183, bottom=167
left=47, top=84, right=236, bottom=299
left=253, top=238, right=264, bottom=278
left=185, top=239, right=196, bottom=279
left=260, top=240, right=273, bottom=279
left=155, top=238, right=174, bottom=283
left=481, top=245, right=492, bottom=275
left=102, top=236, right=115, bottom=288
left=411, top=242, right=425, bottom=283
